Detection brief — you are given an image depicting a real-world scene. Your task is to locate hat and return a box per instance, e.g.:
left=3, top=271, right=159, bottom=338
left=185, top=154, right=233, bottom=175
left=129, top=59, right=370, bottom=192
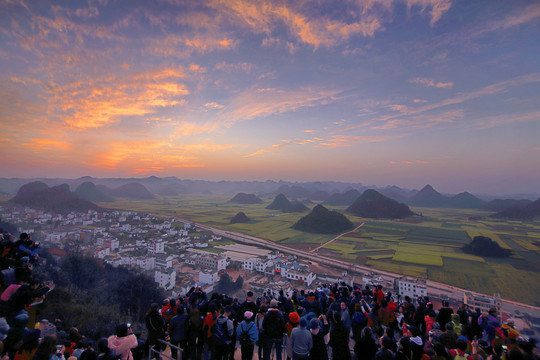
left=299, top=318, right=307, bottom=328
left=244, top=311, right=253, bottom=319
left=247, top=291, right=254, bottom=298
left=289, top=312, right=300, bottom=323
left=309, top=319, right=320, bottom=330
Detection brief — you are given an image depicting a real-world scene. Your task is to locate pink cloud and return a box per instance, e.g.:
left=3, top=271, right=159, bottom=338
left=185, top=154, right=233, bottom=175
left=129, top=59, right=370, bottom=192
left=409, top=77, right=453, bottom=88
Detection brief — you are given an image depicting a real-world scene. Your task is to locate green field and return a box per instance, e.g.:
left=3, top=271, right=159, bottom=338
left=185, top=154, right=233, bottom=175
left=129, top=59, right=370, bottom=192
left=103, top=196, right=540, bottom=306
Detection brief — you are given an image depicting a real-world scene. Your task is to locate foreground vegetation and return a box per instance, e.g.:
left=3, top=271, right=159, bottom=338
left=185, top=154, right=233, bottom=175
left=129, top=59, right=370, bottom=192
left=103, top=195, right=540, bottom=306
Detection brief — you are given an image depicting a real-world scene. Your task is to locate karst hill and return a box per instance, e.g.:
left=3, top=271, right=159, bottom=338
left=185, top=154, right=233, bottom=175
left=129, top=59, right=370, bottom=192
left=292, top=204, right=354, bottom=234
left=347, top=189, right=414, bottom=219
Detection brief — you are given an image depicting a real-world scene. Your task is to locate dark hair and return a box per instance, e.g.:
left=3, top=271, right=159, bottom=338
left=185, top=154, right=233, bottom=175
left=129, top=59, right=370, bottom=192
left=456, top=338, right=468, bottom=351
left=116, top=324, right=128, bottom=337
left=97, top=338, right=110, bottom=354
left=33, top=335, right=57, bottom=360
left=381, top=336, right=393, bottom=349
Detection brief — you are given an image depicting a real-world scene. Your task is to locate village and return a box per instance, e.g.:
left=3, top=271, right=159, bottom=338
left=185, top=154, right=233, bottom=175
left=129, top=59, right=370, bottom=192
left=3, top=204, right=539, bottom=338
left=0, top=205, right=429, bottom=298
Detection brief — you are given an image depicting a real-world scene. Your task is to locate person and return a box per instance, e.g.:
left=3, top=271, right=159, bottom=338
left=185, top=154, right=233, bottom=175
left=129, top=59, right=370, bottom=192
left=188, top=301, right=204, bottom=360
left=328, top=312, right=350, bottom=360
left=478, top=309, right=501, bottom=344
left=203, top=302, right=219, bottom=360
left=146, top=303, right=165, bottom=359
left=263, top=300, right=285, bottom=360
left=290, top=318, right=312, bottom=360
left=340, top=302, right=352, bottom=332
left=240, top=292, right=258, bottom=318
left=96, top=338, right=116, bottom=360
left=375, top=336, right=395, bottom=360
left=395, top=336, right=411, bottom=360
left=13, top=329, right=40, bottom=360
left=354, top=327, right=377, bottom=360
left=212, top=305, right=234, bottom=360
left=436, top=301, right=454, bottom=330
left=438, top=323, right=458, bottom=350
left=33, top=336, right=60, bottom=360
left=449, top=337, right=473, bottom=360
left=108, top=324, right=138, bottom=360
left=255, top=305, right=267, bottom=360
left=169, top=305, right=190, bottom=360
left=286, top=312, right=300, bottom=360
left=236, top=311, right=258, bottom=360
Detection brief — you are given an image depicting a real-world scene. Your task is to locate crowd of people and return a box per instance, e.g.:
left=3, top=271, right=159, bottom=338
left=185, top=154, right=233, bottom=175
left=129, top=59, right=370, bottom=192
left=147, top=284, right=537, bottom=360
left=0, top=228, right=537, bottom=360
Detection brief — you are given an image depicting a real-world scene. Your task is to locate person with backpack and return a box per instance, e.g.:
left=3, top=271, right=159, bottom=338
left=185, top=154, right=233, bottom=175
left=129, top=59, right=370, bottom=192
left=236, top=311, right=258, bottom=360
left=211, top=305, right=234, bottom=360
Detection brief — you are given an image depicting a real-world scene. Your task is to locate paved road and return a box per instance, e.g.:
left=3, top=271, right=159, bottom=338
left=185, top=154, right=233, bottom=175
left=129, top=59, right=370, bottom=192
left=309, top=222, right=365, bottom=253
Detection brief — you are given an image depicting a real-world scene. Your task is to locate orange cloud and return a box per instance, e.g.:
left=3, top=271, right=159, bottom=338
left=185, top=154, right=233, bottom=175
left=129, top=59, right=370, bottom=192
left=42, top=67, right=191, bottom=130
left=88, top=139, right=234, bottom=172
left=23, top=138, right=72, bottom=152
left=319, top=133, right=410, bottom=148
left=243, top=140, right=292, bottom=157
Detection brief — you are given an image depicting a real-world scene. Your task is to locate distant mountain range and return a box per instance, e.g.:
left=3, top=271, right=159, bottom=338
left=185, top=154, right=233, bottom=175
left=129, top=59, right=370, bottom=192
left=1, top=177, right=538, bottom=218
left=9, top=181, right=102, bottom=213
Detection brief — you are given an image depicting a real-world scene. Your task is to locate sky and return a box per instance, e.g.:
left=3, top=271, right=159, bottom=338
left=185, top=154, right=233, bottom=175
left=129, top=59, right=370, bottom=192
left=1, top=0, right=539, bottom=195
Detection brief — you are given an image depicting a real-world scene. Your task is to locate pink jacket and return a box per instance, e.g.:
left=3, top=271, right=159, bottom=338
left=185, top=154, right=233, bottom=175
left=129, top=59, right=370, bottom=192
left=108, top=334, right=138, bottom=360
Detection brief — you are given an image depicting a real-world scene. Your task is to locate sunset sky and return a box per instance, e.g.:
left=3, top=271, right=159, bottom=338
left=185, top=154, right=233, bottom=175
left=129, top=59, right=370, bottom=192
left=1, top=0, right=539, bottom=195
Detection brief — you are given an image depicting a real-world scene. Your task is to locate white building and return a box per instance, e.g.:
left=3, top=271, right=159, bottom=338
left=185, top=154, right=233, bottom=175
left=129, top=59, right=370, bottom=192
left=155, top=269, right=176, bottom=290
left=242, top=257, right=258, bottom=271
left=110, top=239, right=120, bottom=251
left=147, top=240, right=165, bottom=254
left=280, top=268, right=316, bottom=286
left=199, top=270, right=219, bottom=285
left=137, top=257, right=155, bottom=271
left=464, top=292, right=502, bottom=320
left=195, top=254, right=227, bottom=271
left=155, top=254, right=175, bottom=269
left=395, top=276, right=427, bottom=299
left=95, top=248, right=110, bottom=259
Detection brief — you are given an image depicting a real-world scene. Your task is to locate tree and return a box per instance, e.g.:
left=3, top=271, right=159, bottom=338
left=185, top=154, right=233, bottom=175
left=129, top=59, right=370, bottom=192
left=235, top=275, right=244, bottom=290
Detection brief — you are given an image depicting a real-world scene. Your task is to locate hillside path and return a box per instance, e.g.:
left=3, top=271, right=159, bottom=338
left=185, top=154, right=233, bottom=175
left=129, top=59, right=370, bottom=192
left=309, top=222, right=365, bottom=253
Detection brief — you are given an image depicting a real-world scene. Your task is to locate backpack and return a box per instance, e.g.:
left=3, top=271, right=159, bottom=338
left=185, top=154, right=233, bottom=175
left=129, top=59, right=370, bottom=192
left=212, top=320, right=230, bottom=346
left=453, top=349, right=468, bottom=360
left=239, top=323, right=254, bottom=346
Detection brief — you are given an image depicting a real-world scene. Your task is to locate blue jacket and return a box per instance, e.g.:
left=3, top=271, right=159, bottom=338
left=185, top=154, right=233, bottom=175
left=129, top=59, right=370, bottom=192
left=169, top=313, right=189, bottom=342
left=236, top=320, right=258, bottom=343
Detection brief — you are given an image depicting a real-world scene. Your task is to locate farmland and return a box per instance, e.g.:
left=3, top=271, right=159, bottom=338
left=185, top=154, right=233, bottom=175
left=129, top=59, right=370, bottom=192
left=104, top=196, right=540, bottom=306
